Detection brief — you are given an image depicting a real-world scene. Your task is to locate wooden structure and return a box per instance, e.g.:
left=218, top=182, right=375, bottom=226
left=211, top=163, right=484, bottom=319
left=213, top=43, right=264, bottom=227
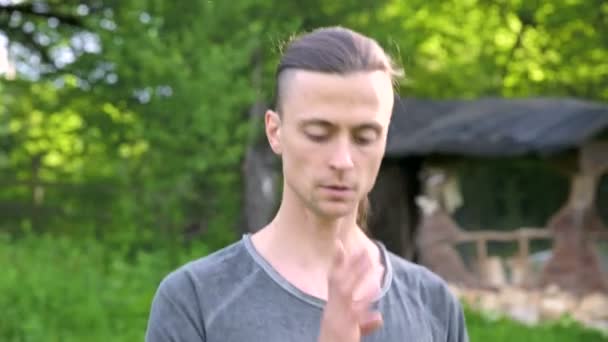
left=539, top=142, right=608, bottom=295
left=372, top=97, right=608, bottom=260
left=414, top=142, right=608, bottom=295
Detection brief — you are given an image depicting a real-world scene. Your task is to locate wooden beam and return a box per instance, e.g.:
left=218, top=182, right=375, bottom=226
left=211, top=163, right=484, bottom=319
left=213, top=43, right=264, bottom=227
left=456, top=228, right=552, bottom=243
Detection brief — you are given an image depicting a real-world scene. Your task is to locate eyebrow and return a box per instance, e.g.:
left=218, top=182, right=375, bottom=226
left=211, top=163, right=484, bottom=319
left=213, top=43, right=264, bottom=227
left=300, top=119, right=383, bottom=133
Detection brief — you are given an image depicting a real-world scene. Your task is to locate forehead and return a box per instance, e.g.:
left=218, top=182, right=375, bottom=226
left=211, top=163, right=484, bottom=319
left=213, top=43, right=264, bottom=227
left=279, top=70, right=394, bottom=124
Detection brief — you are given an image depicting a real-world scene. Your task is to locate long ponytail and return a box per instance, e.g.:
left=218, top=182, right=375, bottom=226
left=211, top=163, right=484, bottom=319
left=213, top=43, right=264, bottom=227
left=356, top=195, right=370, bottom=231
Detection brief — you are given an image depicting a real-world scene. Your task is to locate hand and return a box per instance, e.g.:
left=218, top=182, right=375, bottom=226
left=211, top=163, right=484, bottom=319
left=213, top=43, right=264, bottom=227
left=318, top=240, right=384, bottom=342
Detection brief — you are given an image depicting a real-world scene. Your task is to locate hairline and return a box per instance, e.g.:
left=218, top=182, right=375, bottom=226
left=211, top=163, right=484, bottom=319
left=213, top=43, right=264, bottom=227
left=275, top=68, right=395, bottom=116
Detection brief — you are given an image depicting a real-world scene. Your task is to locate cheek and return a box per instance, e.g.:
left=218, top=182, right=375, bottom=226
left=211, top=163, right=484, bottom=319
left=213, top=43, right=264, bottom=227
left=359, top=141, right=384, bottom=162
left=357, top=147, right=385, bottom=179
left=283, top=129, right=328, bottom=160
left=281, top=137, right=320, bottom=177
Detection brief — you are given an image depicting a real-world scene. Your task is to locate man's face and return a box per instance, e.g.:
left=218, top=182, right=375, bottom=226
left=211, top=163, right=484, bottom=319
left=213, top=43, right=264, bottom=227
left=265, top=70, right=395, bottom=220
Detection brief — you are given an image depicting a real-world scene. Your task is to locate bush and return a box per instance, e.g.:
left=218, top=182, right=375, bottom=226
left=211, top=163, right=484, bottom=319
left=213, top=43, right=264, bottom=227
left=0, top=232, right=210, bottom=342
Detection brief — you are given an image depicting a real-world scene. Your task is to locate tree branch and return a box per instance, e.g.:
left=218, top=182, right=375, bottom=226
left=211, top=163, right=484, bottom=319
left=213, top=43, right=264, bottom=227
left=500, top=23, right=527, bottom=83
left=0, top=3, right=85, bottom=28
left=1, top=26, right=55, bottom=66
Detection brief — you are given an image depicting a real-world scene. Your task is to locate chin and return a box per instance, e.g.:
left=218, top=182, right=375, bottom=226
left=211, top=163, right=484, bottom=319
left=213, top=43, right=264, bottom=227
left=315, top=202, right=356, bottom=220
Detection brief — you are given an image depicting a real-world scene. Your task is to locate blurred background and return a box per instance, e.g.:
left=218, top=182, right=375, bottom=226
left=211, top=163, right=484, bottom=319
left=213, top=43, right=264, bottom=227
left=1, top=0, right=607, bottom=341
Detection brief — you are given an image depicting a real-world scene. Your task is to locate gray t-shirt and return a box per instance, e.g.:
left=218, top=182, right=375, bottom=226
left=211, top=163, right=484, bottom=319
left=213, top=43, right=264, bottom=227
left=145, top=234, right=469, bottom=342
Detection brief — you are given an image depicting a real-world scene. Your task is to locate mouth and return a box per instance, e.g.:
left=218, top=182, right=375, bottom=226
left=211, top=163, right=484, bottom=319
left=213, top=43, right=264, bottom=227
left=321, top=184, right=353, bottom=191
left=322, top=185, right=352, bottom=191
left=320, top=184, right=356, bottom=199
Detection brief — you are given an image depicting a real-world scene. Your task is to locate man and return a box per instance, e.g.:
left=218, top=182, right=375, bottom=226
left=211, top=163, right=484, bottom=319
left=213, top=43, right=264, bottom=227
left=146, top=26, right=469, bottom=342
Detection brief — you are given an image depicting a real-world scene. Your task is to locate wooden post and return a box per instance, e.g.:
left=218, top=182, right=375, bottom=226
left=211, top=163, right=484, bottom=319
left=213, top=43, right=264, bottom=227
left=476, top=237, right=487, bottom=269
left=517, top=234, right=529, bottom=262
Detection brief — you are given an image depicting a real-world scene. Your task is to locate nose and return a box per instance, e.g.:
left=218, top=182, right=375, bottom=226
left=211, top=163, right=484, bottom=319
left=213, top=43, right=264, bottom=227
left=329, top=140, right=354, bottom=171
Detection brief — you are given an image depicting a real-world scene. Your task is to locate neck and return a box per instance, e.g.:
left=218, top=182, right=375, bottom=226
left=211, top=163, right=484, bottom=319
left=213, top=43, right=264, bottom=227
left=252, top=190, right=372, bottom=272
left=250, top=189, right=384, bottom=300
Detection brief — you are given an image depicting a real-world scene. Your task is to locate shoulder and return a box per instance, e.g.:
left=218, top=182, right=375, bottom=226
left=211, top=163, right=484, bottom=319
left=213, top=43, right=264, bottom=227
left=155, top=238, right=252, bottom=300
left=386, top=251, right=447, bottom=290
left=146, top=240, right=250, bottom=341
left=385, top=251, right=469, bottom=340
left=386, top=250, right=461, bottom=313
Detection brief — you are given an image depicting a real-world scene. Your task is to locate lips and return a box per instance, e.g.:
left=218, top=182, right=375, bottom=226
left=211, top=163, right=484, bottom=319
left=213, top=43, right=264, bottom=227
left=324, top=185, right=350, bottom=191
left=320, top=184, right=355, bottom=199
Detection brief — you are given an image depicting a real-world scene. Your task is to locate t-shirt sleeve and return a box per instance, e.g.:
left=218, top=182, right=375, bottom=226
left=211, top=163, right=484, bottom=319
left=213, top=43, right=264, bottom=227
left=145, top=270, right=206, bottom=342
left=445, top=288, right=469, bottom=342
left=419, top=268, right=470, bottom=342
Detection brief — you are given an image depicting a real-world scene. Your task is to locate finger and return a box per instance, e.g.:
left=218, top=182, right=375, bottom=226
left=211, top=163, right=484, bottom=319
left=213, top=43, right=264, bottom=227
left=341, top=249, right=372, bottom=295
left=360, top=311, right=383, bottom=336
left=329, top=247, right=370, bottom=302
left=352, top=283, right=381, bottom=315
left=329, top=240, right=346, bottom=273
left=352, top=265, right=384, bottom=302
left=328, top=240, right=347, bottom=291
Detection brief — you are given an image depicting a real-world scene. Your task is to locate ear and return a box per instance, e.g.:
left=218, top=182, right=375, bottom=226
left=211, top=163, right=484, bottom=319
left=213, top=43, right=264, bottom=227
left=265, top=109, right=282, bottom=155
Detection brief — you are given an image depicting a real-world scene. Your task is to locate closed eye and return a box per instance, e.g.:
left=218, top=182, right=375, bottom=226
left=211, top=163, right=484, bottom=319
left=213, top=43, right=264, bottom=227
left=301, top=121, right=332, bottom=143
left=354, top=136, right=372, bottom=145
left=353, top=129, right=379, bottom=145
left=306, top=133, right=330, bottom=142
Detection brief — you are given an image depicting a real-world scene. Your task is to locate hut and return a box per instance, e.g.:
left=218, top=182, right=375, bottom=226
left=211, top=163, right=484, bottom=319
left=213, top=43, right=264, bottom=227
left=374, top=97, right=608, bottom=293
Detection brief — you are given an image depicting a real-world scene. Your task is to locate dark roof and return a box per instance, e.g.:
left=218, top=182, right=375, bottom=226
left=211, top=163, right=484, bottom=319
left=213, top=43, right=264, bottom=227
left=385, top=97, right=608, bottom=158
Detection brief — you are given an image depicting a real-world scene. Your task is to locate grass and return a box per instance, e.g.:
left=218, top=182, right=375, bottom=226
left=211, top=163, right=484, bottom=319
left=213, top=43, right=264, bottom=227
left=465, top=307, right=607, bottom=341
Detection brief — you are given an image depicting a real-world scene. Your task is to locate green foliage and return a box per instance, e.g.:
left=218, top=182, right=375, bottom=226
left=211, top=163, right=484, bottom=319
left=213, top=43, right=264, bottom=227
left=0, top=233, right=157, bottom=341
left=0, top=232, right=212, bottom=342
left=371, top=0, right=608, bottom=101
left=465, top=306, right=608, bottom=341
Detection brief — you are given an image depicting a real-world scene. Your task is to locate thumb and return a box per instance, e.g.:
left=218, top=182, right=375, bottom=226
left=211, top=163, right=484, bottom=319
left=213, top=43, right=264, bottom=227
left=331, top=239, right=346, bottom=270
left=360, top=311, right=383, bottom=336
